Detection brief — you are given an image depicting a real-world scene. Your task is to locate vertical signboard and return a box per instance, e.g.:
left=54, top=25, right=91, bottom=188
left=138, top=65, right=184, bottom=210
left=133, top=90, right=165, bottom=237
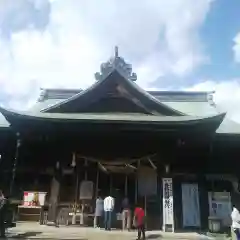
left=162, top=178, right=174, bottom=232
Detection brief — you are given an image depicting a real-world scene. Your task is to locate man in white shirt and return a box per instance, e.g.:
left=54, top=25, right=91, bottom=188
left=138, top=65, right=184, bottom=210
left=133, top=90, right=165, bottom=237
left=231, top=206, right=240, bottom=240
left=103, top=196, right=114, bottom=231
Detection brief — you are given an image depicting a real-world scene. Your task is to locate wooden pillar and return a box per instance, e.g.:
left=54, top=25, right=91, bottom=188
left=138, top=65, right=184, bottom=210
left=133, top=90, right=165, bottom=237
left=80, top=158, right=88, bottom=225
left=47, top=161, right=62, bottom=225
left=84, top=159, right=88, bottom=180
left=135, top=176, right=137, bottom=203
left=125, top=175, right=128, bottom=196
left=72, top=153, right=78, bottom=225
left=135, top=160, right=140, bottom=203
left=95, top=167, right=99, bottom=198
left=110, top=175, right=112, bottom=195
left=144, top=195, right=147, bottom=229
left=9, top=133, right=21, bottom=196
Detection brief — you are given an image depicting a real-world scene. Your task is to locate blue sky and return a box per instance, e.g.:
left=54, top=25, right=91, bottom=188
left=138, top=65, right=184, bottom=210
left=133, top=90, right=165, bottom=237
left=157, top=0, right=240, bottom=87
left=199, top=0, right=240, bottom=80
left=0, top=0, right=240, bottom=121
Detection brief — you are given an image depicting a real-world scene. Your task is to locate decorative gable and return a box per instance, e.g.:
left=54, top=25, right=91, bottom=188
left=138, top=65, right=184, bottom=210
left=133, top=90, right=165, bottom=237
left=43, top=47, right=184, bottom=116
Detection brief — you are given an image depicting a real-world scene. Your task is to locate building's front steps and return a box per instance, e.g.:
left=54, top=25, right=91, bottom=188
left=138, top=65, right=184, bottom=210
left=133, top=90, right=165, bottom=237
left=6, top=222, right=217, bottom=239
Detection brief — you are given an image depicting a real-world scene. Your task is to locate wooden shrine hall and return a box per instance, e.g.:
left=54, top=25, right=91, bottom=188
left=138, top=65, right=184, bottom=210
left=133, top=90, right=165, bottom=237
left=0, top=47, right=240, bottom=232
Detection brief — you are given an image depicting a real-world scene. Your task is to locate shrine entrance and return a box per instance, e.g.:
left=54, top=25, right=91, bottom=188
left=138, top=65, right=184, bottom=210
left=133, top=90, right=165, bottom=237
left=95, top=156, right=160, bottom=230
left=97, top=161, right=137, bottom=210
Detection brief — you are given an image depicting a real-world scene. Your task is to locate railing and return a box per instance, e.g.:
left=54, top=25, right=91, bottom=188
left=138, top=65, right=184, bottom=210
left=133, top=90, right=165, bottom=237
left=56, top=207, right=71, bottom=226
left=39, top=206, right=72, bottom=226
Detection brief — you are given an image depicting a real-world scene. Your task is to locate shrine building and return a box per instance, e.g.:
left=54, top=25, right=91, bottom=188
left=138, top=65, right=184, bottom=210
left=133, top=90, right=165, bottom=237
left=0, top=47, right=240, bottom=231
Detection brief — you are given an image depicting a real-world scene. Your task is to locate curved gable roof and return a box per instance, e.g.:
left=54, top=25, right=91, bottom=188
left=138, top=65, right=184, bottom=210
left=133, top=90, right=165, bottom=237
left=0, top=105, right=226, bottom=135
left=42, top=51, right=184, bottom=116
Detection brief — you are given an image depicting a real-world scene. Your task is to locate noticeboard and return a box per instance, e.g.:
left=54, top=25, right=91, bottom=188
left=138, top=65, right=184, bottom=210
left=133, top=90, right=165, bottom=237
left=79, top=181, right=94, bottom=200
left=23, top=191, right=47, bottom=207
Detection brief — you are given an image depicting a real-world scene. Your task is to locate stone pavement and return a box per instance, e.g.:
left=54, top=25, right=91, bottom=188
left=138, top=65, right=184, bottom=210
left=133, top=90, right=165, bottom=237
left=6, top=222, right=214, bottom=240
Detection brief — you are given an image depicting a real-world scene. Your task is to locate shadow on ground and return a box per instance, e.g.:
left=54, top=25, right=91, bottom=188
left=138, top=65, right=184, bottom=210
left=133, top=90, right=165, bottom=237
left=8, top=231, right=87, bottom=240
left=9, top=239, right=87, bottom=240
left=12, top=231, right=42, bottom=238
left=147, top=234, right=162, bottom=239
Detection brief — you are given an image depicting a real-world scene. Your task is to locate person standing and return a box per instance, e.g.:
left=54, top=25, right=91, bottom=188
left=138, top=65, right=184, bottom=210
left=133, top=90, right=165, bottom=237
left=133, top=203, right=146, bottom=240
left=103, top=195, right=114, bottom=231
left=122, top=196, right=131, bottom=231
left=94, top=195, right=104, bottom=228
left=231, top=205, right=240, bottom=240
left=0, top=190, right=6, bottom=238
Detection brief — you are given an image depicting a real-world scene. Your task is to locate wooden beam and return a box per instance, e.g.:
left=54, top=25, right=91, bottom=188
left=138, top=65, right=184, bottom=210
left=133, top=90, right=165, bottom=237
left=148, top=158, right=157, bottom=170
left=125, top=164, right=137, bottom=170
left=98, top=162, right=108, bottom=173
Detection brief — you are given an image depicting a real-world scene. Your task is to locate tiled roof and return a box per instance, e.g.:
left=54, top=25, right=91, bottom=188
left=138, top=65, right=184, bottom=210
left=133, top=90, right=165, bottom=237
left=0, top=87, right=238, bottom=134
left=27, top=88, right=240, bottom=134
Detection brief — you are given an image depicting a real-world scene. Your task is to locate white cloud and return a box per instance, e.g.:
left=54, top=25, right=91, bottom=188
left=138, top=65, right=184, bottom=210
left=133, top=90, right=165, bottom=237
left=233, top=32, right=240, bottom=63
left=186, top=80, right=240, bottom=122
left=0, top=0, right=214, bottom=109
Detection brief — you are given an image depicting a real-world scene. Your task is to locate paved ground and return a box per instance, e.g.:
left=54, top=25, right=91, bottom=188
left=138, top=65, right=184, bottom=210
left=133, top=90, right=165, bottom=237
left=5, top=222, right=215, bottom=240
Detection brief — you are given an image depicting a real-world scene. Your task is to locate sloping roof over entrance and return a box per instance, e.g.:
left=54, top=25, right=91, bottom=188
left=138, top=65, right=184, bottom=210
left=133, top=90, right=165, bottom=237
left=0, top=107, right=225, bottom=124
left=0, top=106, right=226, bottom=134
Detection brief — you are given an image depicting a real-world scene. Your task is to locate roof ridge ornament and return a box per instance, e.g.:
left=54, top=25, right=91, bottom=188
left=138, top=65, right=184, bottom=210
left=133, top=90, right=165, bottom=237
left=95, top=46, right=137, bottom=82
left=115, top=46, right=119, bottom=58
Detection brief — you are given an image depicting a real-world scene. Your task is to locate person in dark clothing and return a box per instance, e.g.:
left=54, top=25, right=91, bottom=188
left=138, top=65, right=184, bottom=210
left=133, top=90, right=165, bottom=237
left=0, top=190, right=7, bottom=238
left=133, top=203, right=145, bottom=240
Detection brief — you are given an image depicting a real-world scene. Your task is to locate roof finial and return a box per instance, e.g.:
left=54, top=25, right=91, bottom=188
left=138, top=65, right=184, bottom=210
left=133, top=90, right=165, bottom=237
left=115, top=46, right=119, bottom=58
left=95, top=47, right=137, bottom=81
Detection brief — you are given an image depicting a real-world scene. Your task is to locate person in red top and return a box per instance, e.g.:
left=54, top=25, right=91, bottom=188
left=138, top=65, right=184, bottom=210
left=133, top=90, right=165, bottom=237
left=133, top=203, right=145, bottom=240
